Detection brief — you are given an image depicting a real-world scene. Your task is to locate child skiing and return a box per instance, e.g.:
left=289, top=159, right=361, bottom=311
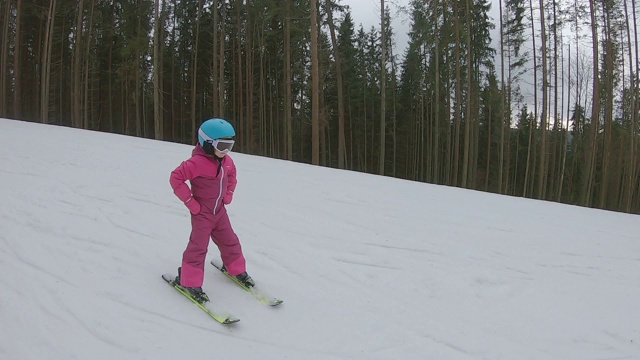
left=169, top=118, right=254, bottom=302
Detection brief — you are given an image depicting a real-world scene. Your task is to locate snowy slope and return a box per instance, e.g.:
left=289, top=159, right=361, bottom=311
left=0, top=118, right=639, bottom=360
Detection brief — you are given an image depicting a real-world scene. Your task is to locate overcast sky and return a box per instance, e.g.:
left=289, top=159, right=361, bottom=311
left=339, top=0, right=567, bottom=124
left=340, top=0, right=412, bottom=57
left=340, top=0, right=503, bottom=60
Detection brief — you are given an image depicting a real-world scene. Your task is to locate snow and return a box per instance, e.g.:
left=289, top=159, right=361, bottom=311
left=0, top=118, right=639, bottom=360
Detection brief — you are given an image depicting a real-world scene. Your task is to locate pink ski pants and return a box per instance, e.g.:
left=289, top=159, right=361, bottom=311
left=179, top=208, right=246, bottom=287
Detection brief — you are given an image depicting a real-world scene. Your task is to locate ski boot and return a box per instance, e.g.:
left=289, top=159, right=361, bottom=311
left=221, top=265, right=255, bottom=288
left=236, top=272, right=255, bottom=288
left=176, top=267, right=210, bottom=303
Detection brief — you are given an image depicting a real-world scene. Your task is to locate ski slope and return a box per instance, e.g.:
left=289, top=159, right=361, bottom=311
left=0, top=118, right=639, bottom=360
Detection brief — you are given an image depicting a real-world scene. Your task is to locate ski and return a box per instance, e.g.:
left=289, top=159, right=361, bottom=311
left=162, top=274, right=240, bottom=325
left=210, top=260, right=283, bottom=307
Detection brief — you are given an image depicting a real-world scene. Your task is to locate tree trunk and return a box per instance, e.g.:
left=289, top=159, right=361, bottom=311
left=498, top=0, right=506, bottom=193
left=218, top=4, right=225, bottom=115
left=12, top=0, right=22, bottom=118
left=246, top=10, right=254, bottom=154
left=83, top=1, right=95, bottom=130
left=0, top=0, right=10, bottom=117
left=153, top=0, right=163, bottom=139
left=72, top=0, right=85, bottom=128
left=550, top=0, right=559, bottom=198
left=326, top=0, right=347, bottom=169
left=434, top=1, right=441, bottom=184
left=40, top=0, right=57, bottom=123
left=108, top=6, right=115, bottom=132
left=310, top=0, right=320, bottom=165
left=599, top=1, right=614, bottom=208
left=582, top=0, right=601, bottom=207
left=523, top=0, right=538, bottom=197
left=392, top=58, right=397, bottom=177
left=260, top=19, right=267, bottom=154
left=558, top=42, right=570, bottom=202
left=379, top=0, right=386, bottom=175
left=624, top=0, right=638, bottom=212
left=211, top=0, right=219, bottom=117
left=461, top=0, right=472, bottom=188
left=537, top=0, right=548, bottom=199
left=191, top=0, right=201, bottom=143
left=453, top=0, right=462, bottom=186
left=284, top=0, right=293, bottom=160
left=135, top=14, right=142, bottom=137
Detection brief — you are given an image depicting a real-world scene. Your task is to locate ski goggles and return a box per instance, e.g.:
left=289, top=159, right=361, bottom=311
left=211, top=138, right=235, bottom=153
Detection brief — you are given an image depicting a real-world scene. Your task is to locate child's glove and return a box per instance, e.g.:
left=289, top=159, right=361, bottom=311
left=184, top=197, right=201, bottom=215
left=223, top=191, right=233, bottom=205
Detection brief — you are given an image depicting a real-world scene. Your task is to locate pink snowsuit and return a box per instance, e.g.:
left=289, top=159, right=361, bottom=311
left=170, top=144, right=246, bottom=287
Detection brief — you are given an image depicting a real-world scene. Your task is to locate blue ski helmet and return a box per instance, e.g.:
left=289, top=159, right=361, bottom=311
left=198, top=118, right=236, bottom=147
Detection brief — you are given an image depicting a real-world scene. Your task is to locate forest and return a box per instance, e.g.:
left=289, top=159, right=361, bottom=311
left=0, top=0, right=639, bottom=213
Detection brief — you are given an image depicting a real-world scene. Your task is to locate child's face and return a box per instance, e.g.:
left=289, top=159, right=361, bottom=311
left=214, top=149, right=227, bottom=157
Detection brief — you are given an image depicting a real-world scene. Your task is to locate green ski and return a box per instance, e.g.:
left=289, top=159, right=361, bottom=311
left=162, top=274, right=240, bottom=325
left=210, top=260, right=283, bottom=307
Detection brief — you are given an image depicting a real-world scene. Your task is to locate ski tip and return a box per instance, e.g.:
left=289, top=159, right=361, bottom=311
left=223, top=317, right=241, bottom=324
left=162, top=273, right=175, bottom=282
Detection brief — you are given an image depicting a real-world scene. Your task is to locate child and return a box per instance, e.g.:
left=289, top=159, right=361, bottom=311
left=169, top=118, right=254, bottom=301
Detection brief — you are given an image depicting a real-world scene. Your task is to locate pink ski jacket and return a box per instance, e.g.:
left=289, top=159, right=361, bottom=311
left=170, top=144, right=237, bottom=215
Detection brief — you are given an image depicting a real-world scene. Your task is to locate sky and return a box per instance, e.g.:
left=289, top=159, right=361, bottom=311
left=341, top=0, right=600, bottom=128
left=341, top=0, right=413, bottom=57
left=341, top=0, right=541, bottom=118
left=341, top=0, right=503, bottom=58
left=1, top=117, right=639, bottom=360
